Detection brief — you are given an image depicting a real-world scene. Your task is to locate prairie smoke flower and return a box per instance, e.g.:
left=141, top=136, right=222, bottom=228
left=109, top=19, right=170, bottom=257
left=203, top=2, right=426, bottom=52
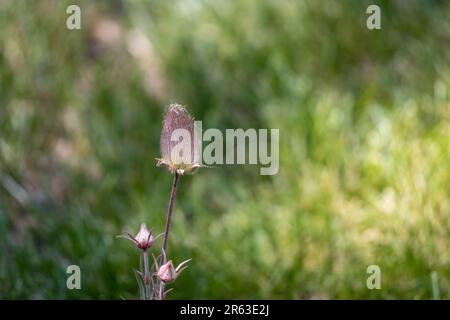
left=156, top=104, right=201, bottom=175
left=119, top=223, right=158, bottom=251
left=156, top=259, right=191, bottom=283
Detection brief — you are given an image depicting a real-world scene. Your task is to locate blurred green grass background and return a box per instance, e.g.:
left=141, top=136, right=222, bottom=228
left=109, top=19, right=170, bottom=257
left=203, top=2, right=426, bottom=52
left=0, top=0, right=449, bottom=299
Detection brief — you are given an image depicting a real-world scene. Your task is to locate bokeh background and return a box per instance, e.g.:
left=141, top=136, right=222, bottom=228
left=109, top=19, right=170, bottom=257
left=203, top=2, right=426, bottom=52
left=1, top=0, right=449, bottom=299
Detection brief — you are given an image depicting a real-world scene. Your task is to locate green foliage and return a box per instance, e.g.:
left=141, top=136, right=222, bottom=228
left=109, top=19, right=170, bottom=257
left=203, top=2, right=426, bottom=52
left=0, top=0, right=449, bottom=299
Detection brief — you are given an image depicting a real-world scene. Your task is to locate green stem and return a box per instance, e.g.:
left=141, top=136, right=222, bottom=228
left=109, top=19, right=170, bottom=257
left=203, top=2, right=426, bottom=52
left=143, top=250, right=151, bottom=300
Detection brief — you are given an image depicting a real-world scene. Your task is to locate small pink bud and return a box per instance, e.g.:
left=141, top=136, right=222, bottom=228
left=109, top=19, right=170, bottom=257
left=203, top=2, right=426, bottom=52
left=134, top=223, right=153, bottom=250
left=156, top=259, right=191, bottom=283
left=118, top=223, right=155, bottom=251
left=157, top=260, right=176, bottom=283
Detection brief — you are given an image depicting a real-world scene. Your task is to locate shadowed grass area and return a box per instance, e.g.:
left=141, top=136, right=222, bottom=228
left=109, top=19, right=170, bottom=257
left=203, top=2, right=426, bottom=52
left=0, top=0, right=449, bottom=299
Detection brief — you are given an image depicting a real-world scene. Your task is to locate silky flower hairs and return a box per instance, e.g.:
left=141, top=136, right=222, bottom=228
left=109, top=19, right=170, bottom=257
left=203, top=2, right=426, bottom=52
left=156, top=104, right=202, bottom=175
left=119, top=103, right=200, bottom=300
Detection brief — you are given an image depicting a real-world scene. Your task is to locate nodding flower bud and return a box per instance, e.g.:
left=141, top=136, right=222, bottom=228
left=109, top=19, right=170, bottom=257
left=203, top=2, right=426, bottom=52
left=156, top=104, right=201, bottom=175
left=119, top=223, right=158, bottom=251
left=156, top=259, right=191, bottom=283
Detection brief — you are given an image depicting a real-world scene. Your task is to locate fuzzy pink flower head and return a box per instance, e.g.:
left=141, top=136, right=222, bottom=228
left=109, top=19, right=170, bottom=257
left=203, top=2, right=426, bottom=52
left=156, top=104, right=201, bottom=175
left=157, top=259, right=191, bottom=283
